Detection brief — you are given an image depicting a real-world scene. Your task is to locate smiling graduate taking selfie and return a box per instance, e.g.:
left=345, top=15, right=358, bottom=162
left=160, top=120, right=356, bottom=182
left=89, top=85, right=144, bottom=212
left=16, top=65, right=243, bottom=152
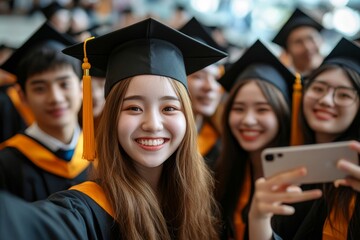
left=0, top=18, right=227, bottom=240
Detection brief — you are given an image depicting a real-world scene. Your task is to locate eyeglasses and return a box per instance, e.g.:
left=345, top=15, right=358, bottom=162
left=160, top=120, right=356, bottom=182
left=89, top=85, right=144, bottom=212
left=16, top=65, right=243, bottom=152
left=306, top=81, right=358, bottom=107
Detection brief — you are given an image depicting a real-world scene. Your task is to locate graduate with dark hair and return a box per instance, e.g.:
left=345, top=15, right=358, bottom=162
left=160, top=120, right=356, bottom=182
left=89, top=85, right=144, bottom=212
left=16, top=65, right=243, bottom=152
left=0, top=23, right=89, bottom=202
left=0, top=18, right=227, bottom=239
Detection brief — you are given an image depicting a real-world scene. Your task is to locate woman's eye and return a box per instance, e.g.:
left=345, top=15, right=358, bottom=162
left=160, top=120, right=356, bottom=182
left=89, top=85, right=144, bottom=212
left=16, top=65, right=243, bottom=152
left=128, top=106, right=142, bottom=111
left=312, top=86, right=325, bottom=92
left=337, top=93, right=352, bottom=99
left=60, top=82, right=70, bottom=89
left=163, top=106, right=176, bottom=112
left=231, top=107, right=244, bottom=112
left=257, top=108, right=271, bottom=113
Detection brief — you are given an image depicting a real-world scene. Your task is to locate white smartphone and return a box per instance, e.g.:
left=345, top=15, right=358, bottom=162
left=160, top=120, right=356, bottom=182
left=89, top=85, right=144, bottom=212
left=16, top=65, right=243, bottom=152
left=261, top=141, right=359, bottom=184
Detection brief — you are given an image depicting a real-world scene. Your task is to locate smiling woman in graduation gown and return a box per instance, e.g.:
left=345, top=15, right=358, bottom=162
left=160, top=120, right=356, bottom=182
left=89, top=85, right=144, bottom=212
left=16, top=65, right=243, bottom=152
left=0, top=18, right=227, bottom=239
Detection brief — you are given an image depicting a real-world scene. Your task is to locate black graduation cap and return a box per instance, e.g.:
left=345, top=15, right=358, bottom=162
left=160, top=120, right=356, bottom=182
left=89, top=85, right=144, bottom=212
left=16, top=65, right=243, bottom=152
left=1, top=22, right=76, bottom=76
left=41, top=2, right=65, bottom=20
left=218, top=39, right=295, bottom=102
left=322, top=37, right=360, bottom=75
left=179, top=17, right=226, bottom=53
left=272, top=8, right=323, bottom=48
left=62, top=17, right=227, bottom=98
left=91, top=67, right=106, bottom=78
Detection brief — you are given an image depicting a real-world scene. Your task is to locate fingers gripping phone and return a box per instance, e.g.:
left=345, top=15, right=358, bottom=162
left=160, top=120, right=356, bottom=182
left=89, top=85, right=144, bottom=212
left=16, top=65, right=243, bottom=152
left=261, top=141, right=359, bottom=184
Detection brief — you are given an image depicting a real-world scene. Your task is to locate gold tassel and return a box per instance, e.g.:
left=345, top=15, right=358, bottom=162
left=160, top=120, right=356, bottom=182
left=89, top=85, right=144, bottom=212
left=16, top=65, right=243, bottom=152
left=82, top=36, right=96, bottom=161
left=290, top=72, right=304, bottom=146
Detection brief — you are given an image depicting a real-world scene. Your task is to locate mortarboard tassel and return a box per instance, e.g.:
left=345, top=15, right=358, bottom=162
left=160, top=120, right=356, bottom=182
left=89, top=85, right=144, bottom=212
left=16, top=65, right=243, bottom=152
left=290, top=72, right=304, bottom=146
left=82, top=36, right=96, bottom=161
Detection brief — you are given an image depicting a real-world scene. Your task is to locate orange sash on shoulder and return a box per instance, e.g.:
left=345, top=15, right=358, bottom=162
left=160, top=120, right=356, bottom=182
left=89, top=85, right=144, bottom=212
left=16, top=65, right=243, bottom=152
left=1, top=133, right=90, bottom=179
left=198, top=122, right=219, bottom=156
left=70, top=181, right=114, bottom=218
left=322, top=195, right=356, bottom=240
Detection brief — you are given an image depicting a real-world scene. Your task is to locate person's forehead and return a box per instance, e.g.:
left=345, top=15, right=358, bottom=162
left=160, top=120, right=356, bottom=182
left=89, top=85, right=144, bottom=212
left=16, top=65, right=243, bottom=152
left=204, top=64, right=220, bottom=75
left=191, top=64, right=219, bottom=76
left=313, top=69, right=353, bottom=88
left=27, top=66, right=78, bottom=83
left=126, top=75, right=176, bottom=93
left=287, top=26, right=322, bottom=41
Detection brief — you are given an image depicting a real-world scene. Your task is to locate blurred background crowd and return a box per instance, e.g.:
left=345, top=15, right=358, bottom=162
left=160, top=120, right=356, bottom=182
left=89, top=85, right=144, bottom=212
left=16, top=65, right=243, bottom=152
left=0, top=0, right=360, bottom=64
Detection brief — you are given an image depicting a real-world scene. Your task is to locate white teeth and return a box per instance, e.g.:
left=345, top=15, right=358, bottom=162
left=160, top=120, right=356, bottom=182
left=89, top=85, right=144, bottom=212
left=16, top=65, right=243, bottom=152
left=242, top=131, right=260, bottom=137
left=137, top=139, right=164, bottom=146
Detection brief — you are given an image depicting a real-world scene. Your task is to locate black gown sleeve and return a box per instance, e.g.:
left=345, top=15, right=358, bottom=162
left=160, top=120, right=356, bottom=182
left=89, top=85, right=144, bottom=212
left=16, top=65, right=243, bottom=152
left=0, top=190, right=119, bottom=240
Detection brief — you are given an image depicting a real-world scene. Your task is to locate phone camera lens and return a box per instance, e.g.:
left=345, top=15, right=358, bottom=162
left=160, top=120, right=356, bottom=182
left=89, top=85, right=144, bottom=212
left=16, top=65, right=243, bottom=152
left=265, top=154, right=274, bottom=161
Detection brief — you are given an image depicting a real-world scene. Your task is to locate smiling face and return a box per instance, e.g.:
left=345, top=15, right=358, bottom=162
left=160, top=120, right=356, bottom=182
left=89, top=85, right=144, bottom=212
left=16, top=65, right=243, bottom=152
left=24, top=65, right=82, bottom=136
left=117, top=75, right=186, bottom=172
left=187, top=64, right=222, bottom=117
left=303, top=67, right=359, bottom=143
left=228, top=81, right=279, bottom=152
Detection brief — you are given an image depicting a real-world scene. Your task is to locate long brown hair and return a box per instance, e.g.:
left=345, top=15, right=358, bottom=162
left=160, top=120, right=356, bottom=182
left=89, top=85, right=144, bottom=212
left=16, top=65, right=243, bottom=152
left=215, top=79, right=290, bottom=237
left=216, top=79, right=290, bottom=200
left=92, top=77, right=219, bottom=239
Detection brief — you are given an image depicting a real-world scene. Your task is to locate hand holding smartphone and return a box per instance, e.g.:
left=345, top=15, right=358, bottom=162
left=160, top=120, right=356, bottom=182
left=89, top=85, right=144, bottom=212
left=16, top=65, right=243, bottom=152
left=261, top=141, right=359, bottom=184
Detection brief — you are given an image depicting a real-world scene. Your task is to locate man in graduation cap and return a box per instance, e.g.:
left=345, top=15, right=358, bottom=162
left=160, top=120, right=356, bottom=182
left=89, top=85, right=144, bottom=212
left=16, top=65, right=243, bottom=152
left=273, top=8, right=324, bottom=79
left=0, top=22, right=91, bottom=202
left=179, top=17, right=226, bottom=169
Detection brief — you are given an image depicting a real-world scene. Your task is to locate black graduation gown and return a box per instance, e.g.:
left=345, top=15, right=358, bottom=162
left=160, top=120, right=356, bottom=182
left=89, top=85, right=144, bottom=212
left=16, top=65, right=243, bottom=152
left=0, top=84, right=29, bottom=142
left=0, top=181, right=119, bottom=240
left=0, top=133, right=91, bottom=201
